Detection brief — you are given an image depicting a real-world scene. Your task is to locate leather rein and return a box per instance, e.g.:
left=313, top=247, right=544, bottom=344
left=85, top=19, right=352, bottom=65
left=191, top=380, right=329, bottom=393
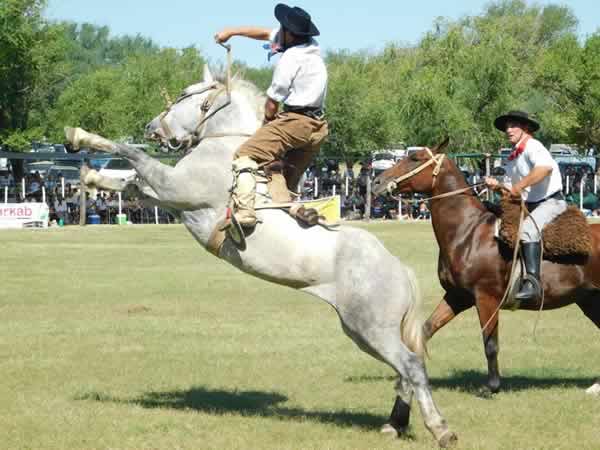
left=385, top=150, right=546, bottom=334
left=157, top=44, right=251, bottom=152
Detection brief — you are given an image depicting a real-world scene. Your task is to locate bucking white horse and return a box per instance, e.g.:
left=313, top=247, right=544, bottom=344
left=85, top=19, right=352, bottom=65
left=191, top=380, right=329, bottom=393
left=64, top=66, right=457, bottom=447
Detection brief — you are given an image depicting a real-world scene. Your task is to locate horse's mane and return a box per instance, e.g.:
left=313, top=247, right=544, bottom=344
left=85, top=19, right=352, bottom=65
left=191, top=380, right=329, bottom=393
left=179, top=70, right=266, bottom=123
left=216, top=72, right=266, bottom=121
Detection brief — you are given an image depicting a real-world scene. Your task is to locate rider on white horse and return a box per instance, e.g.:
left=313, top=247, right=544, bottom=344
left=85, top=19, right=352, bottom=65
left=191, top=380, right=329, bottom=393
left=214, top=3, right=328, bottom=227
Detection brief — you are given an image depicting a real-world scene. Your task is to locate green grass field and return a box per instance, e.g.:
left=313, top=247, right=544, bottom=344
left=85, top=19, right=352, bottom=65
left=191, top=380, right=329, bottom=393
left=1, top=223, right=598, bottom=449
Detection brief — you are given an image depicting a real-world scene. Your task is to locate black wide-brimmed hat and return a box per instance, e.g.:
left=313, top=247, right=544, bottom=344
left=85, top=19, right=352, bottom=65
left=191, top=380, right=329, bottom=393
left=494, top=110, right=540, bottom=132
left=274, top=3, right=320, bottom=37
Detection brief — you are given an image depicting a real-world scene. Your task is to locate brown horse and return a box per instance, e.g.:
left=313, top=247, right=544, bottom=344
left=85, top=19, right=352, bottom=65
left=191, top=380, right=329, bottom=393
left=372, top=139, right=600, bottom=394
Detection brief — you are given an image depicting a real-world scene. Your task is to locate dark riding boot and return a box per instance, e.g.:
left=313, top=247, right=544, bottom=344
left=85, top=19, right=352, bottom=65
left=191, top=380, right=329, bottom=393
left=515, top=241, right=542, bottom=305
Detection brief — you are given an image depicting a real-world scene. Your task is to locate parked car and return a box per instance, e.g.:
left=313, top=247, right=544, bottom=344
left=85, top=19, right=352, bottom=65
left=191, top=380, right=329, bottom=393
left=29, top=143, right=68, bottom=153
left=25, top=161, right=54, bottom=177
left=98, top=158, right=136, bottom=181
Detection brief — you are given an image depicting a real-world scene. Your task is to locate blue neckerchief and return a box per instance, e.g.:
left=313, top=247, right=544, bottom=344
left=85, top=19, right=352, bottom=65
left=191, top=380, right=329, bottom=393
left=263, top=42, right=283, bottom=61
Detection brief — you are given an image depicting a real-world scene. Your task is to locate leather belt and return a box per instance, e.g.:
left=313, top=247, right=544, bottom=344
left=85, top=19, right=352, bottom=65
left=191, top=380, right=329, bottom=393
left=526, top=190, right=565, bottom=210
left=282, top=105, right=325, bottom=120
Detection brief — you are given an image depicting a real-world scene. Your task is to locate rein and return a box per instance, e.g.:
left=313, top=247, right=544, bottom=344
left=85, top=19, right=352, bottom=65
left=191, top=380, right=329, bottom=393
left=158, top=44, right=251, bottom=151
left=480, top=188, right=545, bottom=337
left=385, top=148, right=446, bottom=194
left=386, top=148, right=486, bottom=203
left=386, top=151, right=547, bottom=335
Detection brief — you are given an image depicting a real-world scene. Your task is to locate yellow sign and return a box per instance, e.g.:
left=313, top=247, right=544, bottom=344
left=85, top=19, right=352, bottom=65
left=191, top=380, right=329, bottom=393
left=299, top=195, right=341, bottom=223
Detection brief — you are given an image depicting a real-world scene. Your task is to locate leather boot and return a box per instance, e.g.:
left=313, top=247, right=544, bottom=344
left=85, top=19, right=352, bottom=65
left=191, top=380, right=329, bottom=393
left=515, top=241, right=542, bottom=305
left=231, top=156, right=258, bottom=227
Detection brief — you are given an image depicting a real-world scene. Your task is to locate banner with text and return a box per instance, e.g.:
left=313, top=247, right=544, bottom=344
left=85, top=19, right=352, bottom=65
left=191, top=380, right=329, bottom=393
left=0, top=203, right=49, bottom=229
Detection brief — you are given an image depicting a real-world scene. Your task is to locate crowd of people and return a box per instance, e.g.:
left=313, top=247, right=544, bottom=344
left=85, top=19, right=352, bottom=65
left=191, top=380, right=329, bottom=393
left=5, top=154, right=600, bottom=225
left=299, top=161, right=431, bottom=220
left=12, top=173, right=174, bottom=226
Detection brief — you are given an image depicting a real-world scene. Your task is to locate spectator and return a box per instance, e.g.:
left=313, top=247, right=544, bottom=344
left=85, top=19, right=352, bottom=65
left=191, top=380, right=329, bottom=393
left=349, top=189, right=365, bottom=218
left=96, top=193, right=108, bottom=223
left=54, top=196, right=67, bottom=225
left=418, top=201, right=430, bottom=220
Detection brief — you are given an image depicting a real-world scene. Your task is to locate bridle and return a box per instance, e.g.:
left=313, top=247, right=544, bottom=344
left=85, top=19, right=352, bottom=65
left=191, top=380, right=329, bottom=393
left=384, top=148, right=446, bottom=194
left=156, top=44, right=251, bottom=152
left=158, top=82, right=229, bottom=151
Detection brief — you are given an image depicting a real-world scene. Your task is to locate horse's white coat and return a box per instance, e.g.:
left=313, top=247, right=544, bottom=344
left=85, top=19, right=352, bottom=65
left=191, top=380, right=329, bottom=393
left=65, top=69, right=456, bottom=444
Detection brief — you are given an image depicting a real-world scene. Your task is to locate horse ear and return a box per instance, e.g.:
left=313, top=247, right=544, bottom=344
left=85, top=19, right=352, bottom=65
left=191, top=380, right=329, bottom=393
left=203, top=65, right=214, bottom=83
left=432, top=137, right=450, bottom=154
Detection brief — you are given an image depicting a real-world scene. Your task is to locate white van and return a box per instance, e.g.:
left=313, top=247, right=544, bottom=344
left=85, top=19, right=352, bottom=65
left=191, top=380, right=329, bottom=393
left=98, top=158, right=136, bottom=181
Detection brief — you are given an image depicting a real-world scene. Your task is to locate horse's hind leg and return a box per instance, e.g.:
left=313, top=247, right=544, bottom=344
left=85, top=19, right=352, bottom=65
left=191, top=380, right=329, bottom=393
left=381, top=378, right=412, bottom=436
left=343, top=324, right=456, bottom=447
left=382, top=338, right=457, bottom=447
left=576, top=295, right=600, bottom=396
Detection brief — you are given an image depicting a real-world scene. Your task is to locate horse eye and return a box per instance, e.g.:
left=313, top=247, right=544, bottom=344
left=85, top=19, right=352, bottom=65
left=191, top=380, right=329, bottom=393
left=410, top=153, right=420, bottom=162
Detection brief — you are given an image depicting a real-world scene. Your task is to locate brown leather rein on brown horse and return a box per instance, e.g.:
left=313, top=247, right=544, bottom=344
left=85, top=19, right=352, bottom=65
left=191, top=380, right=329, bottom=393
left=385, top=149, right=545, bottom=335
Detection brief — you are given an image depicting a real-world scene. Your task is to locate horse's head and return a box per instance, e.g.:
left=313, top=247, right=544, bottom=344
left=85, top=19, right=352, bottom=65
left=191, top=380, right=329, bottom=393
left=372, top=138, right=450, bottom=196
left=145, top=66, right=260, bottom=151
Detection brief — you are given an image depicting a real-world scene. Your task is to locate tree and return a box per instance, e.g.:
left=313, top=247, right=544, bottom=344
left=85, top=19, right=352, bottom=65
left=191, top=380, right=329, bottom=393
left=0, top=0, right=47, bottom=143
left=577, top=33, right=600, bottom=148
left=47, top=47, right=206, bottom=142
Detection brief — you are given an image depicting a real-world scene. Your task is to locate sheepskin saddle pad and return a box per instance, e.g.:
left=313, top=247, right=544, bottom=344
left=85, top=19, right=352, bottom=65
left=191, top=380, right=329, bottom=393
left=497, top=197, right=592, bottom=259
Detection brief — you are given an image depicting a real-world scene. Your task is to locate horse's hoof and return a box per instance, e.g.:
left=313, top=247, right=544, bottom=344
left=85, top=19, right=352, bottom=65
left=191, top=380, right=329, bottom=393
left=586, top=382, right=600, bottom=396
left=380, top=423, right=399, bottom=438
left=64, top=127, right=81, bottom=150
left=380, top=423, right=407, bottom=438
left=438, top=430, right=458, bottom=448
left=476, top=387, right=495, bottom=399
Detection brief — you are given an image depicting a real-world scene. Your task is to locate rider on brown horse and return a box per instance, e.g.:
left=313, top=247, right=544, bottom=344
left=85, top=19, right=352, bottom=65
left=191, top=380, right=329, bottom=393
left=485, top=111, right=567, bottom=304
left=214, top=4, right=328, bottom=227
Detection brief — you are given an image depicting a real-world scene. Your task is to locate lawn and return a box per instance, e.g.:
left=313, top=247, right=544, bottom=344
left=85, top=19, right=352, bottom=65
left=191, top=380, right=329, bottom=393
left=1, top=223, right=598, bottom=449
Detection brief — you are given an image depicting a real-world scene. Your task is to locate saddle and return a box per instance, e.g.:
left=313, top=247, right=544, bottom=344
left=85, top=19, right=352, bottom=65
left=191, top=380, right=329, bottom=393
left=256, top=160, right=326, bottom=227
left=494, top=196, right=592, bottom=260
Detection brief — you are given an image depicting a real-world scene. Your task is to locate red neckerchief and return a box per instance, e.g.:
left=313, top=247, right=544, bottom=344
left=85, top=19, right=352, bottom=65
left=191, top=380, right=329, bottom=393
left=507, top=136, right=530, bottom=161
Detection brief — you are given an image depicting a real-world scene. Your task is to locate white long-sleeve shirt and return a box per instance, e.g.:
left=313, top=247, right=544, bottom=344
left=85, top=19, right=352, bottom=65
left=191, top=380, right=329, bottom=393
left=266, top=28, right=327, bottom=109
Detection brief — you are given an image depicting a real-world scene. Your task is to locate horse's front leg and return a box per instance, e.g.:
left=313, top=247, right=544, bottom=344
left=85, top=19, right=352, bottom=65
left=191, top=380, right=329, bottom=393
left=81, top=166, right=132, bottom=192
left=65, top=127, right=205, bottom=208
left=424, top=292, right=473, bottom=340
left=475, top=291, right=501, bottom=394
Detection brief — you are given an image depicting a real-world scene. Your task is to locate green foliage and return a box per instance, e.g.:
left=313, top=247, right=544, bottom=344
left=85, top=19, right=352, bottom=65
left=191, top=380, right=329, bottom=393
left=0, top=0, right=47, bottom=146
left=578, top=33, right=600, bottom=147
left=47, top=47, right=206, bottom=141
left=1, top=0, right=599, bottom=157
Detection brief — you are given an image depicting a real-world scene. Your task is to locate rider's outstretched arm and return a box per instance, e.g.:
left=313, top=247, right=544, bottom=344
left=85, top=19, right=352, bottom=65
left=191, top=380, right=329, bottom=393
left=215, top=27, right=271, bottom=43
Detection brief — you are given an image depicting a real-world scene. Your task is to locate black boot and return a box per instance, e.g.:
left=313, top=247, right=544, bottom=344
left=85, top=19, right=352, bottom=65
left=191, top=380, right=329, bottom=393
left=515, top=241, right=542, bottom=305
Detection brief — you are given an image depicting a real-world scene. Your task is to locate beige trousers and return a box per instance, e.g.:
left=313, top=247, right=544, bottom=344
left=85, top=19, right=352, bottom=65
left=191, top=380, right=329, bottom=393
left=235, top=112, right=328, bottom=191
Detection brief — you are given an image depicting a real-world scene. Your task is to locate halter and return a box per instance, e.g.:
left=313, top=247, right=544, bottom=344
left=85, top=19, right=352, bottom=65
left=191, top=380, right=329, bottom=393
left=385, top=148, right=446, bottom=194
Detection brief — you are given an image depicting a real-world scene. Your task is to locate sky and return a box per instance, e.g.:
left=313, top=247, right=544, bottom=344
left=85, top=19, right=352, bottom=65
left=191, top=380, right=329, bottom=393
left=45, top=0, right=600, bottom=68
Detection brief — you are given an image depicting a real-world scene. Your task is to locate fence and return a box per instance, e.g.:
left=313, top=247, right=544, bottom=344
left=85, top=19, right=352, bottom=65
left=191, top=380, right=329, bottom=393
left=2, top=151, right=599, bottom=225
left=300, top=153, right=600, bottom=220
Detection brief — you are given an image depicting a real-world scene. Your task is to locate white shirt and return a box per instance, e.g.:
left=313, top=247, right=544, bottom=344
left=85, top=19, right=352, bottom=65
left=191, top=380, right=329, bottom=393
left=505, top=137, right=562, bottom=202
left=266, top=28, right=327, bottom=109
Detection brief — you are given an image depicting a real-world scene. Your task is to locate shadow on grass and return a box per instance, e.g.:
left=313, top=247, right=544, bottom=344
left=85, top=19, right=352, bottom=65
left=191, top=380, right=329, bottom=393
left=429, top=370, right=594, bottom=393
left=344, top=370, right=593, bottom=394
left=75, top=386, right=388, bottom=431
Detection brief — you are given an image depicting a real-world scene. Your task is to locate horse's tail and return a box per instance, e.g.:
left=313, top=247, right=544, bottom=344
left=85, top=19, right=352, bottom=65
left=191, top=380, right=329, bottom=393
left=401, top=267, right=427, bottom=359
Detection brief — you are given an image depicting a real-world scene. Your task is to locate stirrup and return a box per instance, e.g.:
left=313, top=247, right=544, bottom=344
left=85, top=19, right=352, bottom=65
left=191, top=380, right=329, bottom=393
left=222, top=207, right=246, bottom=250
left=515, top=274, right=542, bottom=303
